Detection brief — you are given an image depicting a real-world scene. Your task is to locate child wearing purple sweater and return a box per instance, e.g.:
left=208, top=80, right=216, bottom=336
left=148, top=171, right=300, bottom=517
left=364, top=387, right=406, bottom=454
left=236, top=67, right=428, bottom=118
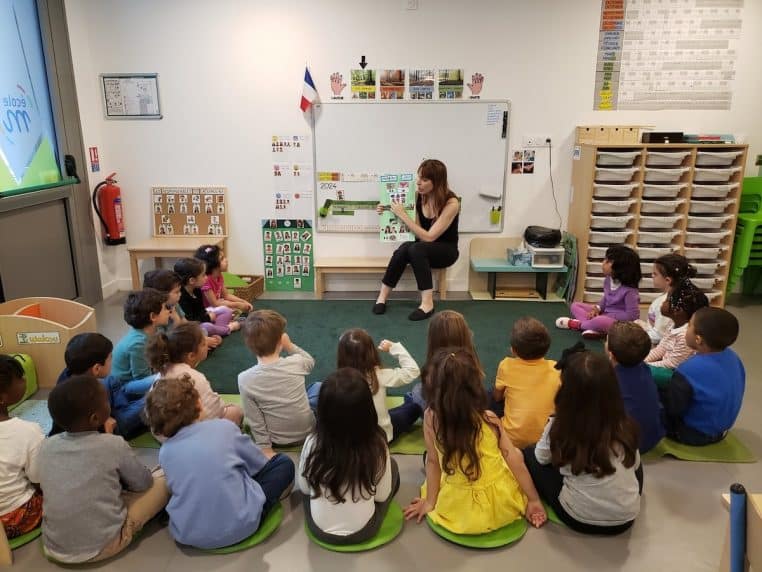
left=557, top=245, right=641, bottom=340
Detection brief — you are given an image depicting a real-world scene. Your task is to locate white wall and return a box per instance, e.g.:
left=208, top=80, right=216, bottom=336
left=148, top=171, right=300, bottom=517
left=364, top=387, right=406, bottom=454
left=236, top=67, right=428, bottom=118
left=64, top=0, right=762, bottom=295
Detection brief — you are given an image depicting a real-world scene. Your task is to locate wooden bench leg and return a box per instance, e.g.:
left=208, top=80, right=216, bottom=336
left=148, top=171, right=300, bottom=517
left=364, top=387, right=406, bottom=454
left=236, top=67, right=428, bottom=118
left=315, top=270, right=324, bottom=300
left=438, top=268, right=447, bottom=300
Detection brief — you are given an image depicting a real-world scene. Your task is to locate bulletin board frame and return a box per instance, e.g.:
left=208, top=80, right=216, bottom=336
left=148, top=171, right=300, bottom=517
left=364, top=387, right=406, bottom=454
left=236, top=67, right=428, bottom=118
left=101, top=73, right=162, bottom=119
left=151, top=186, right=228, bottom=238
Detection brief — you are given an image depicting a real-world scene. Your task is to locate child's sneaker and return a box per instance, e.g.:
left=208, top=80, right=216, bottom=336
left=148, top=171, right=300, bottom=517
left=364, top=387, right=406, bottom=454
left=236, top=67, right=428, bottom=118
left=582, top=329, right=606, bottom=340
left=555, top=317, right=582, bottom=330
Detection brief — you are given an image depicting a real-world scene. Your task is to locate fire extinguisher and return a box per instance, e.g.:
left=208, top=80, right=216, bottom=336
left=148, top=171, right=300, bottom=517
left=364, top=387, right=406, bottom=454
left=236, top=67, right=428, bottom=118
left=92, top=172, right=126, bottom=245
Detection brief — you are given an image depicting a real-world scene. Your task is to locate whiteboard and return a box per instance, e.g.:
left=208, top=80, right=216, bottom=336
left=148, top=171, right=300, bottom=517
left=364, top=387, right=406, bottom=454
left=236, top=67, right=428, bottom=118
left=312, top=100, right=510, bottom=233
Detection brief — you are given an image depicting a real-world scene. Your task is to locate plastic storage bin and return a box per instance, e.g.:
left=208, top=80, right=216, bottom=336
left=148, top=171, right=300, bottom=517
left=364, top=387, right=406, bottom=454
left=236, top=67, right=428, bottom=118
left=585, top=276, right=605, bottom=289
left=645, top=150, right=691, bottom=166
left=695, top=150, right=744, bottom=167
left=691, top=276, right=719, bottom=289
left=640, top=199, right=686, bottom=213
left=590, top=215, right=634, bottom=229
left=642, top=183, right=687, bottom=198
left=596, top=150, right=641, bottom=166
left=593, top=183, right=638, bottom=198
left=587, top=261, right=604, bottom=274
left=637, top=230, right=681, bottom=244
left=637, top=245, right=676, bottom=260
left=641, top=277, right=655, bottom=289
left=587, top=246, right=608, bottom=259
left=640, top=262, right=654, bottom=274
left=693, top=166, right=742, bottom=183
left=684, top=246, right=727, bottom=260
left=644, top=167, right=690, bottom=182
left=685, top=230, right=731, bottom=245
left=690, top=183, right=738, bottom=199
left=589, top=230, right=632, bottom=244
left=595, top=167, right=639, bottom=182
left=640, top=291, right=663, bottom=302
left=639, top=215, right=684, bottom=229
left=686, top=214, right=733, bottom=230
left=705, top=291, right=723, bottom=302
left=583, top=290, right=603, bottom=303
left=527, top=245, right=565, bottom=268
left=692, top=261, right=726, bottom=275
left=592, top=199, right=636, bottom=214
left=689, top=199, right=736, bottom=214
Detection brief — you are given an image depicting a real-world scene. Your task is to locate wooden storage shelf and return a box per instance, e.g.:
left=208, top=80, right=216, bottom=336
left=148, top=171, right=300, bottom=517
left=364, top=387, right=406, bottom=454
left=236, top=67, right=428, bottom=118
left=569, top=143, right=748, bottom=308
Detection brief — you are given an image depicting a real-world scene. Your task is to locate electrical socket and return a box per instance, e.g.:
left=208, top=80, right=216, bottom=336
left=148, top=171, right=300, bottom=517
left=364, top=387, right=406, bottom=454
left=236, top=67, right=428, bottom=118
left=523, top=135, right=552, bottom=148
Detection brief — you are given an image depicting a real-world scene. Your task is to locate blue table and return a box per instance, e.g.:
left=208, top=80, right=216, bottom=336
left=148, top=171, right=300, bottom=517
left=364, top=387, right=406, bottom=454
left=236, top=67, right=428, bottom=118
left=470, top=258, right=568, bottom=300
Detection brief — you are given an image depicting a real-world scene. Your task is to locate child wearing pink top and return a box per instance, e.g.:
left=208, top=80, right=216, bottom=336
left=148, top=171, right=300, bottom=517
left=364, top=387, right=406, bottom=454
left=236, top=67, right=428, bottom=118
left=194, top=245, right=253, bottom=314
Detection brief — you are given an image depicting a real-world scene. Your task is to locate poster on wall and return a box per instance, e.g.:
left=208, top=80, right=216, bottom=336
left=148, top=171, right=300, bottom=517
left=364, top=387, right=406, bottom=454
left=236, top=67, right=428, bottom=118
left=261, top=219, right=314, bottom=292
left=271, top=135, right=314, bottom=217
left=437, top=69, right=464, bottom=99
left=350, top=69, right=377, bottom=99
left=380, top=69, right=405, bottom=99
left=378, top=173, right=414, bottom=243
left=409, top=69, right=435, bottom=99
left=151, top=186, right=227, bottom=236
left=594, top=0, right=744, bottom=110
left=101, top=73, right=161, bottom=118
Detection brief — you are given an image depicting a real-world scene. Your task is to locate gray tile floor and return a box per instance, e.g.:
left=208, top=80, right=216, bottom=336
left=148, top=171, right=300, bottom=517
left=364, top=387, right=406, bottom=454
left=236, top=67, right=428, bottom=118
left=11, top=292, right=762, bottom=571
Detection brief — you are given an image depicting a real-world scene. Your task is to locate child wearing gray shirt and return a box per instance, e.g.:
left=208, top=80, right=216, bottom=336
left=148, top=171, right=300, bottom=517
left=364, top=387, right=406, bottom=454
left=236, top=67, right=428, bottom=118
left=38, top=375, right=169, bottom=563
left=238, top=310, right=319, bottom=452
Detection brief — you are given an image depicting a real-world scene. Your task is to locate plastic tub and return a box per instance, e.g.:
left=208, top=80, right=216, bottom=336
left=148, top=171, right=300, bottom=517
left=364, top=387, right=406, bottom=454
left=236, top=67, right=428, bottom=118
left=642, top=183, right=687, bottom=198
left=691, top=276, right=718, bottom=289
left=587, top=246, right=608, bottom=259
left=596, top=150, right=641, bottom=166
left=585, top=276, right=605, bottom=289
left=589, top=230, right=632, bottom=244
left=692, top=261, right=726, bottom=275
left=645, top=150, right=691, bottom=166
left=686, top=215, right=733, bottom=230
left=592, top=199, right=636, bottom=214
left=637, top=230, right=681, bottom=244
left=590, top=215, right=634, bottom=229
left=644, top=167, right=690, bottom=182
left=595, top=167, right=639, bottom=182
left=593, top=183, right=638, bottom=199
left=587, top=261, right=604, bottom=274
left=583, top=290, right=603, bottom=303
left=691, top=183, right=738, bottom=198
left=640, top=262, right=654, bottom=274
left=705, top=291, right=723, bottom=302
left=695, top=150, right=744, bottom=167
left=640, top=291, right=663, bottom=302
left=640, top=199, right=686, bottom=214
left=637, top=245, right=676, bottom=260
left=689, top=199, right=736, bottom=214
left=684, top=230, right=732, bottom=245
left=684, top=246, right=727, bottom=260
left=639, top=214, right=684, bottom=229
left=641, top=277, right=655, bottom=289
left=693, top=166, right=742, bottom=183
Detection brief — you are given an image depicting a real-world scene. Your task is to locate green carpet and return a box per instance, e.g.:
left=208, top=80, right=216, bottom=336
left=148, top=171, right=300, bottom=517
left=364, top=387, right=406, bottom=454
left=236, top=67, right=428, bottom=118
left=197, top=299, right=594, bottom=395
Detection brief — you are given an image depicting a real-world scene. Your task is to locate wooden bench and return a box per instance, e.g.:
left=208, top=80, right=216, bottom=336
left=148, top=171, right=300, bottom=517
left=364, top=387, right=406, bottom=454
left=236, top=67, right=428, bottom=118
left=314, top=257, right=447, bottom=300
left=127, top=236, right=226, bottom=289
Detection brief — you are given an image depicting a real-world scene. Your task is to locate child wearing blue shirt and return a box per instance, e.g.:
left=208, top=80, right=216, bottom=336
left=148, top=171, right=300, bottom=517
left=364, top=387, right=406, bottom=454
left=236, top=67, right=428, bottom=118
left=145, top=376, right=294, bottom=550
left=659, top=307, right=745, bottom=446
left=111, top=288, right=170, bottom=395
left=606, top=322, right=665, bottom=453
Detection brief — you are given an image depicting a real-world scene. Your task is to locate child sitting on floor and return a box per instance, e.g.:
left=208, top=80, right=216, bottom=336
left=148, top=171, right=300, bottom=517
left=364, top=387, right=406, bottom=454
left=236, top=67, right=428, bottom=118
left=606, top=322, right=665, bottom=453
left=194, top=244, right=253, bottom=314
left=658, top=307, right=745, bottom=446
left=111, top=288, right=169, bottom=394
left=492, top=317, right=561, bottom=449
left=146, top=322, right=243, bottom=427
left=404, top=348, right=546, bottom=533
left=645, top=284, right=708, bottom=386
left=336, top=328, right=420, bottom=442
left=174, top=257, right=238, bottom=340
left=299, top=368, right=399, bottom=545
left=145, top=376, right=294, bottom=549
left=524, top=350, right=642, bottom=536
left=556, top=245, right=641, bottom=339
left=54, top=333, right=148, bottom=439
left=0, top=355, right=44, bottom=540
left=38, top=375, right=168, bottom=563
left=238, top=310, right=318, bottom=455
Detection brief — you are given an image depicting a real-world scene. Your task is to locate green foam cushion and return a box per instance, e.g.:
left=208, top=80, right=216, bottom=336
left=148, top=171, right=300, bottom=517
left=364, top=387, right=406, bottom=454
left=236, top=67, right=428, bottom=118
left=222, top=272, right=249, bottom=288
left=542, top=502, right=563, bottom=526
left=203, top=502, right=283, bottom=554
left=643, top=431, right=756, bottom=463
left=426, top=515, right=527, bottom=548
left=8, top=527, right=41, bottom=550
left=305, top=502, right=404, bottom=552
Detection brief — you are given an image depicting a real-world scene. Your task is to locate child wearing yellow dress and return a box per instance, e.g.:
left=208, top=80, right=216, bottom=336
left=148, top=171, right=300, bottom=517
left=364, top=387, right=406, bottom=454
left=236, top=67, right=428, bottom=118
left=403, top=348, right=546, bottom=533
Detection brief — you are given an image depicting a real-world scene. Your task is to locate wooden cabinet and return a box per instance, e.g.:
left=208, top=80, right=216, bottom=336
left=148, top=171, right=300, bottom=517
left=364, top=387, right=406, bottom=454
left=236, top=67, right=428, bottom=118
left=569, top=143, right=748, bottom=308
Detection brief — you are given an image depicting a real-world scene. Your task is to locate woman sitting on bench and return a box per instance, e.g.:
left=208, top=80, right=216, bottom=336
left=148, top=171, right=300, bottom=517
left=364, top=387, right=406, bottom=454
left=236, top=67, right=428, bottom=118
left=373, top=159, right=460, bottom=321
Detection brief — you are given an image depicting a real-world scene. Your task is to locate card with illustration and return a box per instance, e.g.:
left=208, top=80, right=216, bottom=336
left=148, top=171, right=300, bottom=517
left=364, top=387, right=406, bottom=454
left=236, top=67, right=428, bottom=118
left=378, top=173, right=415, bottom=243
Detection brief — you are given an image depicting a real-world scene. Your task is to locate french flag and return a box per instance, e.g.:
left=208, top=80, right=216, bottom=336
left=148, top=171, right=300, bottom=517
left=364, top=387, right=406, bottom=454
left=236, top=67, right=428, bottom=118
left=300, top=67, right=318, bottom=112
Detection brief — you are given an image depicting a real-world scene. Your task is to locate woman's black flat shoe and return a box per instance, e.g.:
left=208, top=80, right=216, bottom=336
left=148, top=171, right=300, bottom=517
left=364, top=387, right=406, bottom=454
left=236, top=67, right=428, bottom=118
left=408, top=308, right=435, bottom=321
left=372, top=303, right=387, bottom=315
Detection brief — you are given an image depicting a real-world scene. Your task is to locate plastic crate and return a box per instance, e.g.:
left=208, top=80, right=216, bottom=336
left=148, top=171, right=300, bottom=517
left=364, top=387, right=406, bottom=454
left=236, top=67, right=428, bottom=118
left=223, top=273, right=264, bottom=301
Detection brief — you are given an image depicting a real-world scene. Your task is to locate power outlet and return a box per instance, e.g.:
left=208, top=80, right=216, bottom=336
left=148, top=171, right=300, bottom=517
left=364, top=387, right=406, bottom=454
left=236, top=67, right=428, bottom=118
left=523, top=135, right=552, bottom=148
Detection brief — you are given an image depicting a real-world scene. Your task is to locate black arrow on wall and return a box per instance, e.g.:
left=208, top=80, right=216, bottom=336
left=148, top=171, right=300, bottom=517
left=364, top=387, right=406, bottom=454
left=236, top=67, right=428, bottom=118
left=359, top=55, right=367, bottom=69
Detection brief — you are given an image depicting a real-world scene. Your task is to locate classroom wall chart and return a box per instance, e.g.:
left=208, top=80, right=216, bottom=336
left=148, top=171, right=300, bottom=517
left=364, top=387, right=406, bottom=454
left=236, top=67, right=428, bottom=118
left=594, top=0, right=743, bottom=110
left=378, top=173, right=415, bottom=243
left=261, top=219, right=314, bottom=292
left=271, top=135, right=314, bottom=218
left=151, top=186, right=227, bottom=237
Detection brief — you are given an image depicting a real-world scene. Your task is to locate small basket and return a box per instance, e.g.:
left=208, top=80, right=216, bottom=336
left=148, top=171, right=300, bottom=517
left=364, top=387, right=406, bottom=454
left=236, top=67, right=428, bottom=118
left=225, top=274, right=264, bottom=301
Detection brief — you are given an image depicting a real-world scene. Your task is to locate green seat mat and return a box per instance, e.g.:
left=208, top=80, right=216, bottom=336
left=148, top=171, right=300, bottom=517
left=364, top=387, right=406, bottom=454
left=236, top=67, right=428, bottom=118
left=202, top=502, right=283, bottom=554
left=542, top=502, right=563, bottom=526
left=129, top=394, right=242, bottom=449
left=305, top=502, right=403, bottom=552
left=426, top=515, right=527, bottom=548
left=222, top=271, right=249, bottom=288
left=8, top=527, right=41, bottom=550
left=642, top=431, right=756, bottom=463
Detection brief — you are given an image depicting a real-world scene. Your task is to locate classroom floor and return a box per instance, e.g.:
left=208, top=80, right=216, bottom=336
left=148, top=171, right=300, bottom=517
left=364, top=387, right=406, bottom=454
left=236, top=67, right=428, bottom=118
left=11, top=291, right=762, bottom=571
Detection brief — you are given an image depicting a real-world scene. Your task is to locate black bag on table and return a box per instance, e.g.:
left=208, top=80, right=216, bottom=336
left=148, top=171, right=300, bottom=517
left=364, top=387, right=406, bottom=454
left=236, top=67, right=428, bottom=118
left=523, top=226, right=561, bottom=248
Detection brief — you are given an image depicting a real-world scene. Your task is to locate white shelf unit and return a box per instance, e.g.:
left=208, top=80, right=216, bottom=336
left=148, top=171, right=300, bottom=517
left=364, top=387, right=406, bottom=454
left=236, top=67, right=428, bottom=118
left=569, top=143, right=748, bottom=308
